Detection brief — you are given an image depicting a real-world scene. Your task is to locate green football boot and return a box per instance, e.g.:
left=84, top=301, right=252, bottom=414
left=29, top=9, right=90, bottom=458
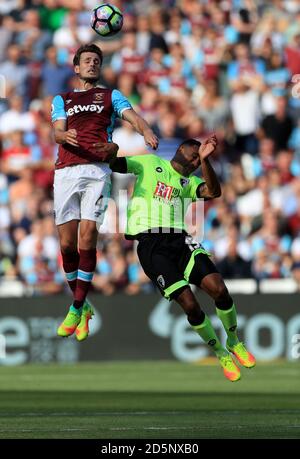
left=57, top=307, right=81, bottom=337
left=75, top=300, right=94, bottom=341
left=227, top=341, right=256, bottom=368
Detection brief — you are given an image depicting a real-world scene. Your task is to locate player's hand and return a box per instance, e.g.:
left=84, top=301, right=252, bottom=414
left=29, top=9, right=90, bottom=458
left=93, top=142, right=119, bottom=161
left=199, top=134, right=218, bottom=160
left=64, top=129, right=78, bottom=147
left=144, top=129, right=159, bottom=150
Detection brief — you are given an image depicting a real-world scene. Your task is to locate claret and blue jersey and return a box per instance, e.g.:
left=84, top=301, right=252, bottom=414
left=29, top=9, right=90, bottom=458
left=51, top=87, right=132, bottom=169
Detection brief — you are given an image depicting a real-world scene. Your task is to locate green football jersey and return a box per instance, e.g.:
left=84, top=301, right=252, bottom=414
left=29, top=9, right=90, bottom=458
left=125, top=154, right=204, bottom=237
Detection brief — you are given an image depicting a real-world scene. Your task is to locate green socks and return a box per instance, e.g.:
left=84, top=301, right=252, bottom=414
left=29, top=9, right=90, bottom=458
left=192, top=315, right=227, bottom=358
left=216, top=304, right=239, bottom=347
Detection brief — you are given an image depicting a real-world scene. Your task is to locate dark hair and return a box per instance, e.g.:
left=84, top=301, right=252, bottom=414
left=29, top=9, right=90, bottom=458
left=73, top=44, right=103, bottom=66
left=176, top=138, right=201, bottom=152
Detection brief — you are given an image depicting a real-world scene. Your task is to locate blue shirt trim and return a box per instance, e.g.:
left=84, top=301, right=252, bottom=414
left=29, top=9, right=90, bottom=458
left=51, top=95, right=67, bottom=122
left=111, top=89, right=132, bottom=118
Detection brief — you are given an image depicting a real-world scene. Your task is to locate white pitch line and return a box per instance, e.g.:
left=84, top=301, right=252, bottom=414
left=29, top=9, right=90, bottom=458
left=0, top=428, right=89, bottom=432
left=1, top=409, right=300, bottom=418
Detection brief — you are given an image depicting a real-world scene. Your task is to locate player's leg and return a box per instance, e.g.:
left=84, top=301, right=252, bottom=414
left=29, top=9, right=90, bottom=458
left=174, top=286, right=241, bottom=382
left=74, top=219, right=98, bottom=309
left=53, top=169, right=83, bottom=337
left=57, top=220, right=80, bottom=293
left=73, top=178, right=111, bottom=340
left=136, top=236, right=240, bottom=382
left=200, top=272, right=256, bottom=368
left=56, top=220, right=82, bottom=337
left=69, top=219, right=97, bottom=341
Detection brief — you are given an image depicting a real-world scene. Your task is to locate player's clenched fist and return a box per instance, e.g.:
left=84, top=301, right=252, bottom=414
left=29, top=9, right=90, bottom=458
left=199, top=134, right=218, bottom=160
left=93, top=141, right=119, bottom=161
left=63, top=129, right=78, bottom=147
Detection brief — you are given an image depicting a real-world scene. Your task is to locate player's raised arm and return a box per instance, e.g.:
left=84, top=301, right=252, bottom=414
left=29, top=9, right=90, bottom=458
left=196, top=134, right=221, bottom=200
left=93, top=141, right=119, bottom=162
left=122, top=109, right=159, bottom=150
left=109, top=156, right=127, bottom=173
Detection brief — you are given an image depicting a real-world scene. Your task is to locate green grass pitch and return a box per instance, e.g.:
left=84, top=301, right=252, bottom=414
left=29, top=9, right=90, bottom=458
left=0, top=361, right=299, bottom=439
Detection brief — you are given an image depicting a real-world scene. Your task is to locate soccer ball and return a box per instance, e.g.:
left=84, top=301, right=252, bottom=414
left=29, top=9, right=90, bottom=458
left=90, top=4, right=123, bottom=37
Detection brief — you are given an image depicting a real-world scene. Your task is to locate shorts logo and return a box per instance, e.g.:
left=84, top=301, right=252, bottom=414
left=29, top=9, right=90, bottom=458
left=156, top=167, right=163, bottom=173
left=95, top=195, right=103, bottom=206
left=95, top=195, right=104, bottom=217
left=180, top=178, right=189, bottom=187
left=208, top=339, right=216, bottom=347
left=157, top=275, right=165, bottom=289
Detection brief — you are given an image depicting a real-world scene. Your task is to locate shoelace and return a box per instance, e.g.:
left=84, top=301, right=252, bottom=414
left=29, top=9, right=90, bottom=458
left=222, top=355, right=234, bottom=367
left=234, top=342, right=248, bottom=356
left=66, top=312, right=81, bottom=322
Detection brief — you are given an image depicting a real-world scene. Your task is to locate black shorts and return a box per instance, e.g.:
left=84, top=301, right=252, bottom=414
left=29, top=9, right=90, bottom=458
left=136, top=232, right=219, bottom=300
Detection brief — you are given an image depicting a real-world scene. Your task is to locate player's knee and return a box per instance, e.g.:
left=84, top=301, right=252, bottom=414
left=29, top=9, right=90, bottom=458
left=79, top=228, right=98, bottom=249
left=182, top=298, right=201, bottom=318
left=60, top=241, right=77, bottom=254
left=213, top=283, right=230, bottom=303
left=79, top=234, right=96, bottom=249
left=187, top=308, right=205, bottom=326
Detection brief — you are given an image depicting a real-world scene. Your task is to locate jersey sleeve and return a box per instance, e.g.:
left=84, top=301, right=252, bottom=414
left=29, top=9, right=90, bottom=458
left=125, top=155, right=151, bottom=175
left=111, top=89, right=132, bottom=118
left=51, top=95, right=67, bottom=122
left=189, top=176, right=205, bottom=201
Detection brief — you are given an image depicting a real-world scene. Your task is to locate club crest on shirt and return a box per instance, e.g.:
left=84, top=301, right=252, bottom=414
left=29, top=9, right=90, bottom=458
left=156, top=167, right=163, bottom=173
left=180, top=178, right=189, bottom=187
left=93, top=93, right=104, bottom=104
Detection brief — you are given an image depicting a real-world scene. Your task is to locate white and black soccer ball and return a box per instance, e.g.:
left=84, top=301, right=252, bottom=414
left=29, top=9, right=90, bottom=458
left=90, top=4, right=123, bottom=37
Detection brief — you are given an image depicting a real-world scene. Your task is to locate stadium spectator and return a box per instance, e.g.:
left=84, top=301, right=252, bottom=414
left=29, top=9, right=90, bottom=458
left=41, top=46, right=73, bottom=96
left=0, top=95, right=35, bottom=138
left=0, top=15, right=14, bottom=63
left=0, top=44, right=29, bottom=98
left=216, top=237, right=252, bottom=279
left=15, top=9, right=52, bottom=62
left=1, top=130, right=33, bottom=180
left=259, top=96, right=294, bottom=150
left=52, top=10, right=93, bottom=50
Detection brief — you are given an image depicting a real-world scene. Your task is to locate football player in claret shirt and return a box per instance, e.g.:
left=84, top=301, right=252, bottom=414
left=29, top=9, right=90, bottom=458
left=110, top=136, right=256, bottom=382
left=52, top=44, right=158, bottom=341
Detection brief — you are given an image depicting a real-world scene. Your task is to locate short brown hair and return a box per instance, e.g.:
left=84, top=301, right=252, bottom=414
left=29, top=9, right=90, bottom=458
left=73, top=44, right=103, bottom=66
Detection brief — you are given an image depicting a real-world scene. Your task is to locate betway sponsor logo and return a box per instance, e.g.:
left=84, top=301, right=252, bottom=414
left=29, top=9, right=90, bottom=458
left=67, top=104, right=104, bottom=116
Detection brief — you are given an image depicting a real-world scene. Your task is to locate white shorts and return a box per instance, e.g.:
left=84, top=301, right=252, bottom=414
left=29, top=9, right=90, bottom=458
left=53, top=164, right=111, bottom=226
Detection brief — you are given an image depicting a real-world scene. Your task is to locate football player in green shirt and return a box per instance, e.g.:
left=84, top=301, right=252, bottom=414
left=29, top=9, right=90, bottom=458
left=110, top=135, right=255, bottom=382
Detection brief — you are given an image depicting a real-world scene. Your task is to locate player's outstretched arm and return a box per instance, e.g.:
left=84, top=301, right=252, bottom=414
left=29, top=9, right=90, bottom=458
left=122, top=109, right=159, bottom=150
left=53, top=119, right=78, bottom=147
left=93, top=141, right=119, bottom=162
left=109, top=156, right=127, bottom=173
left=196, top=134, right=221, bottom=200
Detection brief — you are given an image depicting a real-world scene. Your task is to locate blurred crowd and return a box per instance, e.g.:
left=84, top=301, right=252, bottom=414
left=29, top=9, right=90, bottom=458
left=1, top=0, right=300, bottom=296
